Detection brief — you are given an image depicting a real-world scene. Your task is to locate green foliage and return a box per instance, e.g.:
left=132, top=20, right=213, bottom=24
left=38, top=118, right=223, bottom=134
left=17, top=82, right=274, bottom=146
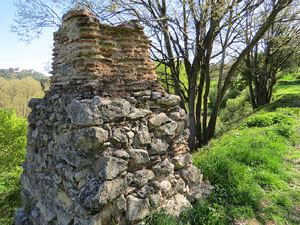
left=0, top=109, right=27, bottom=225
left=263, top=72, right=300, bottom=110
left=241, top=112, right=295, bottom=128
left=156, top=62, right=188, bottom=97
left=0, top=188, right=22, bottom=225
left=0, top=109, right=27, bottom=172
left=0, top=68, right=49, bottom=81
left=0, top=77, right=45, bottom=117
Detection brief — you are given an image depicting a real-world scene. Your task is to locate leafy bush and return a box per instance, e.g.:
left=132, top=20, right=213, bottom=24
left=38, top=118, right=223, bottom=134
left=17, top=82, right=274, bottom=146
left=241, top=112, right=295, bottom=128
left=276, top=107, right=300, bottom=115
left=0, top=109, right=27, bottom=172
left=0, top=109, right=27, bottom=225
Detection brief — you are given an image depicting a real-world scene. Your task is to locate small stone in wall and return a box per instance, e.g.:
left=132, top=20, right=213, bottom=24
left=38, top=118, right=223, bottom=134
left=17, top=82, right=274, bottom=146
left=127, top=108, right=152, bottom=120
left=133, top=169, right=155, bottom=187
left=112, top=128, right=128, bottom=143
left=113, top=150, right=130, bottom=159
left=171, top=153, right=193, bottom=169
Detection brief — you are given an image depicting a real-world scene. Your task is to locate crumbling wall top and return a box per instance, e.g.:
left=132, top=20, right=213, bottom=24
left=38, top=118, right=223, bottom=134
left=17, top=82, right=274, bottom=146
left=50, top=9, right=164, bottom=98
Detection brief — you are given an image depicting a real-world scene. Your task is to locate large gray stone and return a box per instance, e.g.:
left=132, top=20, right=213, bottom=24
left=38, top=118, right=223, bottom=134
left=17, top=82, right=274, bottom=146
left=180, top=165, right=203, bottom=184
left=159, top=158, right=175, bottom=174
left=100, top=98, right=131, bottom=121
left=133, top=169, right=155, bottom=187
left=127, top=108, right=151, bottom=120
left=67, top=98, right=102, bottom=126
left=96, top=157, right=128, bottom=180
left=157, top=95, right=181, bottom=106
left=158, top=121, right=178, bottom=136
left=126, top=195, right=150, bottom=222
left=128, top=149, right=150, bottom=166
left=113, top=150, right=130, bottom=159
left=149, top=138, right=169, bottom=155
left=55, top=209, right=73, bottom=225
left=99, top=179, right=127, bottom=205
left=171, top=153, right=193, bottom=169
left=137, top=185, right=154, bottom=198
left=80, top=179, right=127, bottom=210
left=54, top=127, right=108, bottom=150
left=14, top=208, right=30, bottom=225
left=149, top=191, right=163, bottom=207
left=135, top=124, right=151, bottom=145
left=112, top=128, right=128, bottom=143
left=149, top=112, right=171, bottom=127
left=28, top=98, right=44, bottom=109
left=75, top=127, right=109, bottom=149
left=160, top=194, right=191, bottom=216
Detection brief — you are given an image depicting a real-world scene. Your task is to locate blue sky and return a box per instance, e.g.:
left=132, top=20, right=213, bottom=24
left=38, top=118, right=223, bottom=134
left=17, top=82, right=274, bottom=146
left=0, top=0, right=55, bottom=76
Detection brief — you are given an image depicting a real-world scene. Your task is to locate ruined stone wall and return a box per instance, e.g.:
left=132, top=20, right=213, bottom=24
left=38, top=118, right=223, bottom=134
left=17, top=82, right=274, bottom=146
left=51, top=10, right=163, bottom=98
left=15, top=9, right=212, bottom=225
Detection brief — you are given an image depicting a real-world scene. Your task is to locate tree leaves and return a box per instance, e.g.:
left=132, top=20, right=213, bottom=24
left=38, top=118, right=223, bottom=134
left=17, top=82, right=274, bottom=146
left=0, top=109, right=27, bottom=173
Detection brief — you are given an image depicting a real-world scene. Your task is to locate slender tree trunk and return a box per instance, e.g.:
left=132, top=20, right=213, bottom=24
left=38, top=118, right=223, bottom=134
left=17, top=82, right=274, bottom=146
left=188, top=74, right=198, bottom=150
left=195, top=72, right=205, bottom=147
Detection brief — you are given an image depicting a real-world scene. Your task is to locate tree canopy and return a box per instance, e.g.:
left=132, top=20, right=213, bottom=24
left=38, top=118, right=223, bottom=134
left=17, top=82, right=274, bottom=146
left=0, top=68, right=49, bottom=81
left=0, top=76, right=45, bottom=117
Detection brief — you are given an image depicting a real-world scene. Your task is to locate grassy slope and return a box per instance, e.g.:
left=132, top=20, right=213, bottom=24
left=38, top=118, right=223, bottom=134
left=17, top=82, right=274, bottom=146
left=146, top=72, right=300, bottom=225
left=193, top=72, right=300, bottom=225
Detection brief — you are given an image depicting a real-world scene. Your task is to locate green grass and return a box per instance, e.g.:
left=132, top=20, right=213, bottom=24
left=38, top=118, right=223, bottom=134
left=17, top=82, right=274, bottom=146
left=263, top=72, right=300, bottom=110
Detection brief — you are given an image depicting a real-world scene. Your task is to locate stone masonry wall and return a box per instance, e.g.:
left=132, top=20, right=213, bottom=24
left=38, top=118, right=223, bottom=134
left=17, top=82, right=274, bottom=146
left=15, top=9, right=212, bottom=225
left=50, top=10, right=163, bottom=98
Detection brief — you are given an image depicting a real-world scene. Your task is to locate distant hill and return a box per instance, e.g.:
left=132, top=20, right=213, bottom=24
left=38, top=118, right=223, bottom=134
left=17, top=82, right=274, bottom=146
left=0, top=68, right=50, bottom=81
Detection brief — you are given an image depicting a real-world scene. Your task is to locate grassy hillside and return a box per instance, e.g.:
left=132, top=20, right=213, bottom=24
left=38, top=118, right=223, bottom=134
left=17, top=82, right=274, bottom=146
left=146, top=72, right=300, bottom=224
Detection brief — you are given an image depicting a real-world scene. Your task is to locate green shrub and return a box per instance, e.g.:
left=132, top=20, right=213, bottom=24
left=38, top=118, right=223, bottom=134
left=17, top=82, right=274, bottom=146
left=272, top=123, right=295, bottom=139
left=0, top=109, right=27, bottom=225
left=241, top=112, right=295, bottom=128
left=276, top=107, right=300, bottom=116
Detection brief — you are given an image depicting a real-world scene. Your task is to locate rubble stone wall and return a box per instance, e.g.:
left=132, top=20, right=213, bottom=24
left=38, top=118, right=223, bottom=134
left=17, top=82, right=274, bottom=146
left=15, top=9, right=211, bottom=225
